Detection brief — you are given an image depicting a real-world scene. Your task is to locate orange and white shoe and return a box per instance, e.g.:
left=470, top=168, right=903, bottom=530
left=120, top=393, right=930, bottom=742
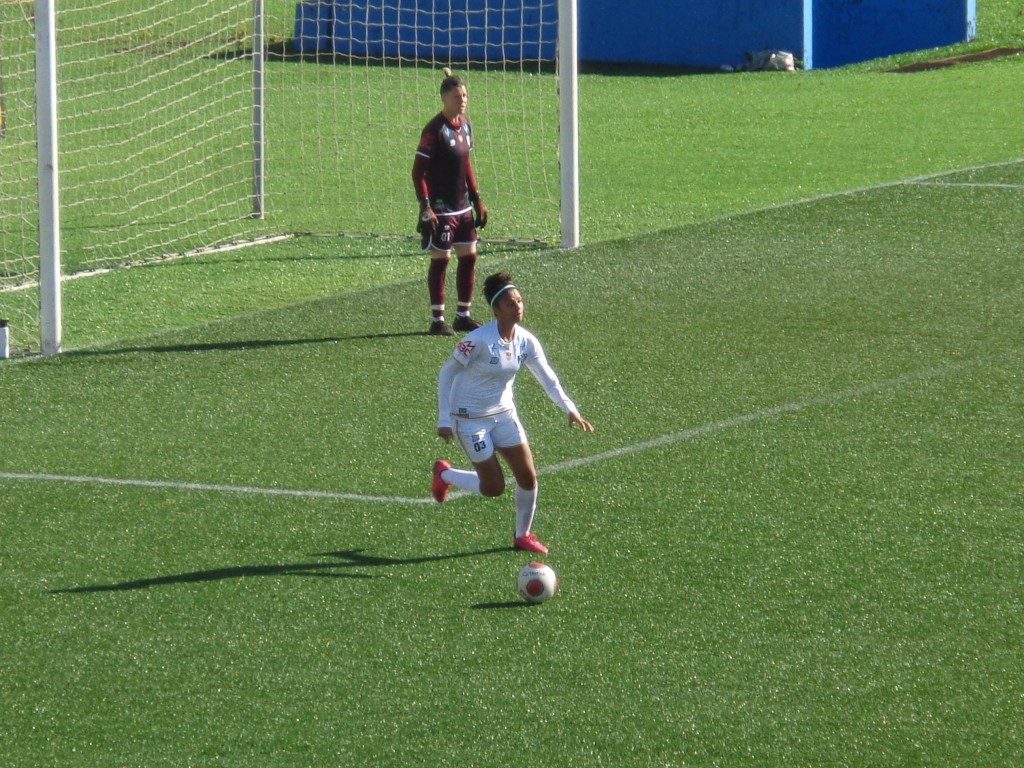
left=513, top=532, right=549, bottom=555
left=432, top=460, right=452, bottom=503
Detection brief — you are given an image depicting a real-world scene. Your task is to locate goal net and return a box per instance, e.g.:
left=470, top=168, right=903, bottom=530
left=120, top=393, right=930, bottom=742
left=1, top=0, right=258, bottom=354
left=0, top=5, right=44, bottom=350
left=55, top=0, right=258, bottom=271
left=279, top=0, right=562, bottom=243
left=0, top=0, right=568, bottom=355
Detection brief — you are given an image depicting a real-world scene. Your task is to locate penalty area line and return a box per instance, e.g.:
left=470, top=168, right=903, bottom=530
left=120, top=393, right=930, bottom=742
left=712, top=156, right=1024, bottom=225
left=1, top=352, right=1003, bottom=506
left=908, top=181, right=1024, bottom=190
left=537, top=355, right=985, bottom=479
left=0, top=471, right=433, bottom=506
left=448, top=354, right=988, bottom=500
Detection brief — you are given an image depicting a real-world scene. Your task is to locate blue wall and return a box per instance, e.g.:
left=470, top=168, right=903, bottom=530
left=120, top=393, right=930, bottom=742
left=579, top=0, right=802, bottom=70
left=294, top=1, right=975, bottom=70
left=810, top=0, right=976, bottom=69
left=295, top=1, right=557, bottom=60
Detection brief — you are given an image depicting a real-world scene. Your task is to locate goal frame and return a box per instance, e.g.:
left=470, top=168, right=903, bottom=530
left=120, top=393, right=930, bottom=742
left=558, top=0, right=580, bottom=251
left=35, top=0, right=61, bottom=357
left=31, top=0, right=579, bottom=356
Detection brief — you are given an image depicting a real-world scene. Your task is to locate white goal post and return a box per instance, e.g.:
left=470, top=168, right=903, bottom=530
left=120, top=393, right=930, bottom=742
left=558, top=0, right=580, bottom=249
left=3, top=0, right=579, bottom=357
left=35, top=0, right=62, bottom=357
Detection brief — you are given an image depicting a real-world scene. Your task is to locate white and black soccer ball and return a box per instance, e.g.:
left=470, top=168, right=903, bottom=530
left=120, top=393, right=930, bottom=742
left=517, top=561, right=557, bottom=604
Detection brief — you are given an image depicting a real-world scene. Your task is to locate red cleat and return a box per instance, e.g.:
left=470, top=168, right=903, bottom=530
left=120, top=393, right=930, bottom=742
left=432, top=460, right=452, bottom=503
left=513, top=532, right=549, bottom=555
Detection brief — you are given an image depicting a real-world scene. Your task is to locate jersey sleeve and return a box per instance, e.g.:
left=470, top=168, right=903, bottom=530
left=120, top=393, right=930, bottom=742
left=413, top=125, right=433, bottom=203
left=437, top=356, right=460, bottom=429
left=452, top=337, right=478, bottom=367
left=523, top=335, right=578, bottom=415
left=437, top=336, right=480, bottom=428
left=411, top=153, right=430, bottom=203
left=415, top=124, right=435, bottom=159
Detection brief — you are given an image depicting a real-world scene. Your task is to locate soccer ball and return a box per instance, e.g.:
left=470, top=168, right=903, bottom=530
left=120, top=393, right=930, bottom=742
left=517, top=561, right=557, bottom=604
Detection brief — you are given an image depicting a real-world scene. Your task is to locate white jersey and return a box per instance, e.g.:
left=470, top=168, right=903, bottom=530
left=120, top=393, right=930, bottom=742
left=437, top=320, right=577, bottom=429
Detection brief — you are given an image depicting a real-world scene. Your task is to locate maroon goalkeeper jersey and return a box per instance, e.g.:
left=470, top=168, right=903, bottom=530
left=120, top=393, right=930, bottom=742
left=414, top=113, right=475, bottom=214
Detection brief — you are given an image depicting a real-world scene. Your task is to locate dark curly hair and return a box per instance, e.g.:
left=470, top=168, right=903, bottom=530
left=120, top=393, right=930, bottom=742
left=483, top=271, right=515, bottom=307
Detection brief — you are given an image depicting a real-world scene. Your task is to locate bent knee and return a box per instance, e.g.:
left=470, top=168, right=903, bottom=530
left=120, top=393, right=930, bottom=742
left=480, top=479, right=505, bottom=497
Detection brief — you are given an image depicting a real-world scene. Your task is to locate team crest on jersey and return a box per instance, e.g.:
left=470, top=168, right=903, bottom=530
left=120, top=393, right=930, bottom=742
left=457, top=340, right=475, bottom=358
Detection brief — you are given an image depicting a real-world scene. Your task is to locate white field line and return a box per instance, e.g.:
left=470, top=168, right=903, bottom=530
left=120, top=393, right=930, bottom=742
left=537, top=361, right=969, bottom=479
left=449, top=354, right=986, bottom=501
left=4, top=157, right=1021, bottom=299
left=712, top=157, right=1024, bottom=223
left=0, top=470, right=435, bottom=506
left=0, top=234, right=296, bottom=294
left=909, top=181, right=1024, bottom=190
left=0, top=352, right=997, bottom=505
left=3, top=161, right=1018, bottom=495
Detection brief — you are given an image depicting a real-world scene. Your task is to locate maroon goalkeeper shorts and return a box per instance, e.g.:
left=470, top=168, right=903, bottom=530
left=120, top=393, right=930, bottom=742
left=422, top=210, right=478, bottom=252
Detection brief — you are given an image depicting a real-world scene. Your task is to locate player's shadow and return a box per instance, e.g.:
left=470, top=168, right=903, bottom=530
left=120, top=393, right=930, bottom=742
left=471, top=600, right=534, bottom=610
left=50, top=547, right=507, bottom=594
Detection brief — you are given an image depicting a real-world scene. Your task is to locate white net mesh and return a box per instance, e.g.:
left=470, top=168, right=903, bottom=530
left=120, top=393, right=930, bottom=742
left=56, top=0, right=256, bottom=272
left=0, top=4, right=43, bottom=349
left=271, top=0, right=560, bottom=242
left=0, top=0, right=562, bottom=353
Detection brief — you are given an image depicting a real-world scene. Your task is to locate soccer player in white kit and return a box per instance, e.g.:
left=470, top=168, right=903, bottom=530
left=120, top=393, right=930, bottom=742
left=432, top=271, right=594, bottom=554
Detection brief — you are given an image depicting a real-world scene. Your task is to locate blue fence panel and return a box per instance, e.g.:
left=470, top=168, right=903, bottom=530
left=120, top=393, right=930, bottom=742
left=293, top=1, right=974, bottom=69
left=297, top=1, right=557, bottom=61
left=579, top=0, right=803, bottom=69
left=294, top=2, right=336, bottom=55
left=812, top=0, right=974, bottom=68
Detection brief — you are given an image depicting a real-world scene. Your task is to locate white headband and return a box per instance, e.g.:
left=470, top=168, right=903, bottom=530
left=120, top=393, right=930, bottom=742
left=489, top=284, right=517, bottom=307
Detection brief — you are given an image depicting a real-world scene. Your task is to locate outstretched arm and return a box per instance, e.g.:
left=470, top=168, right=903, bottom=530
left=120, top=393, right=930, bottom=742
left=525, top=346, right=593, bottom=432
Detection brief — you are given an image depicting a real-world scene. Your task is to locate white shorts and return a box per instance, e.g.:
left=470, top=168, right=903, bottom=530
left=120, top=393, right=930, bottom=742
left=454, top=410, right=527, bottom=463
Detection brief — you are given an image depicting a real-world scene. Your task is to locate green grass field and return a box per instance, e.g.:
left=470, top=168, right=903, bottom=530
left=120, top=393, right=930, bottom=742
left=2, top=3, right=1024, bottom=766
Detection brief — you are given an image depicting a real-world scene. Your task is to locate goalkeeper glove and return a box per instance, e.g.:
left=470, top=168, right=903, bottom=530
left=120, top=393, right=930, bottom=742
left=473, top=199, right=488, bottom=229
left=417, top=206, right=438, bottom=235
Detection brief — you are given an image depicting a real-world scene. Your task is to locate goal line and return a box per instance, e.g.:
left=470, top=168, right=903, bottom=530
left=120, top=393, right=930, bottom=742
left=9, top=154, right=1017, bottom=298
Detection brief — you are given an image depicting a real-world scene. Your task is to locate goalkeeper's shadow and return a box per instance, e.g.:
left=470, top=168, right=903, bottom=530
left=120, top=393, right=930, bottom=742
left=65, top=331, right=427, bottom=357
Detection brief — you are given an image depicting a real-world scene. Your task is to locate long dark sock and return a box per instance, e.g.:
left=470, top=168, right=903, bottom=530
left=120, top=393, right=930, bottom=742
left=428, top=257, right=449, bottom=320
left=455, top=254, right=477, bottom=317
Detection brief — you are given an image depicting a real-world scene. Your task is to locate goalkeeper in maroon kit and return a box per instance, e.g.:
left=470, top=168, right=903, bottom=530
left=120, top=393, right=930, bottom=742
left=412, top=68, right=489, bottom=336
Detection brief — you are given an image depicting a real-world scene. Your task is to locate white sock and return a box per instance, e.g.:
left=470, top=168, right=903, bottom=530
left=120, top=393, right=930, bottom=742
left=514, top=484, right=538, bottom=538
left=441, top=467, right=480, bottom=494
